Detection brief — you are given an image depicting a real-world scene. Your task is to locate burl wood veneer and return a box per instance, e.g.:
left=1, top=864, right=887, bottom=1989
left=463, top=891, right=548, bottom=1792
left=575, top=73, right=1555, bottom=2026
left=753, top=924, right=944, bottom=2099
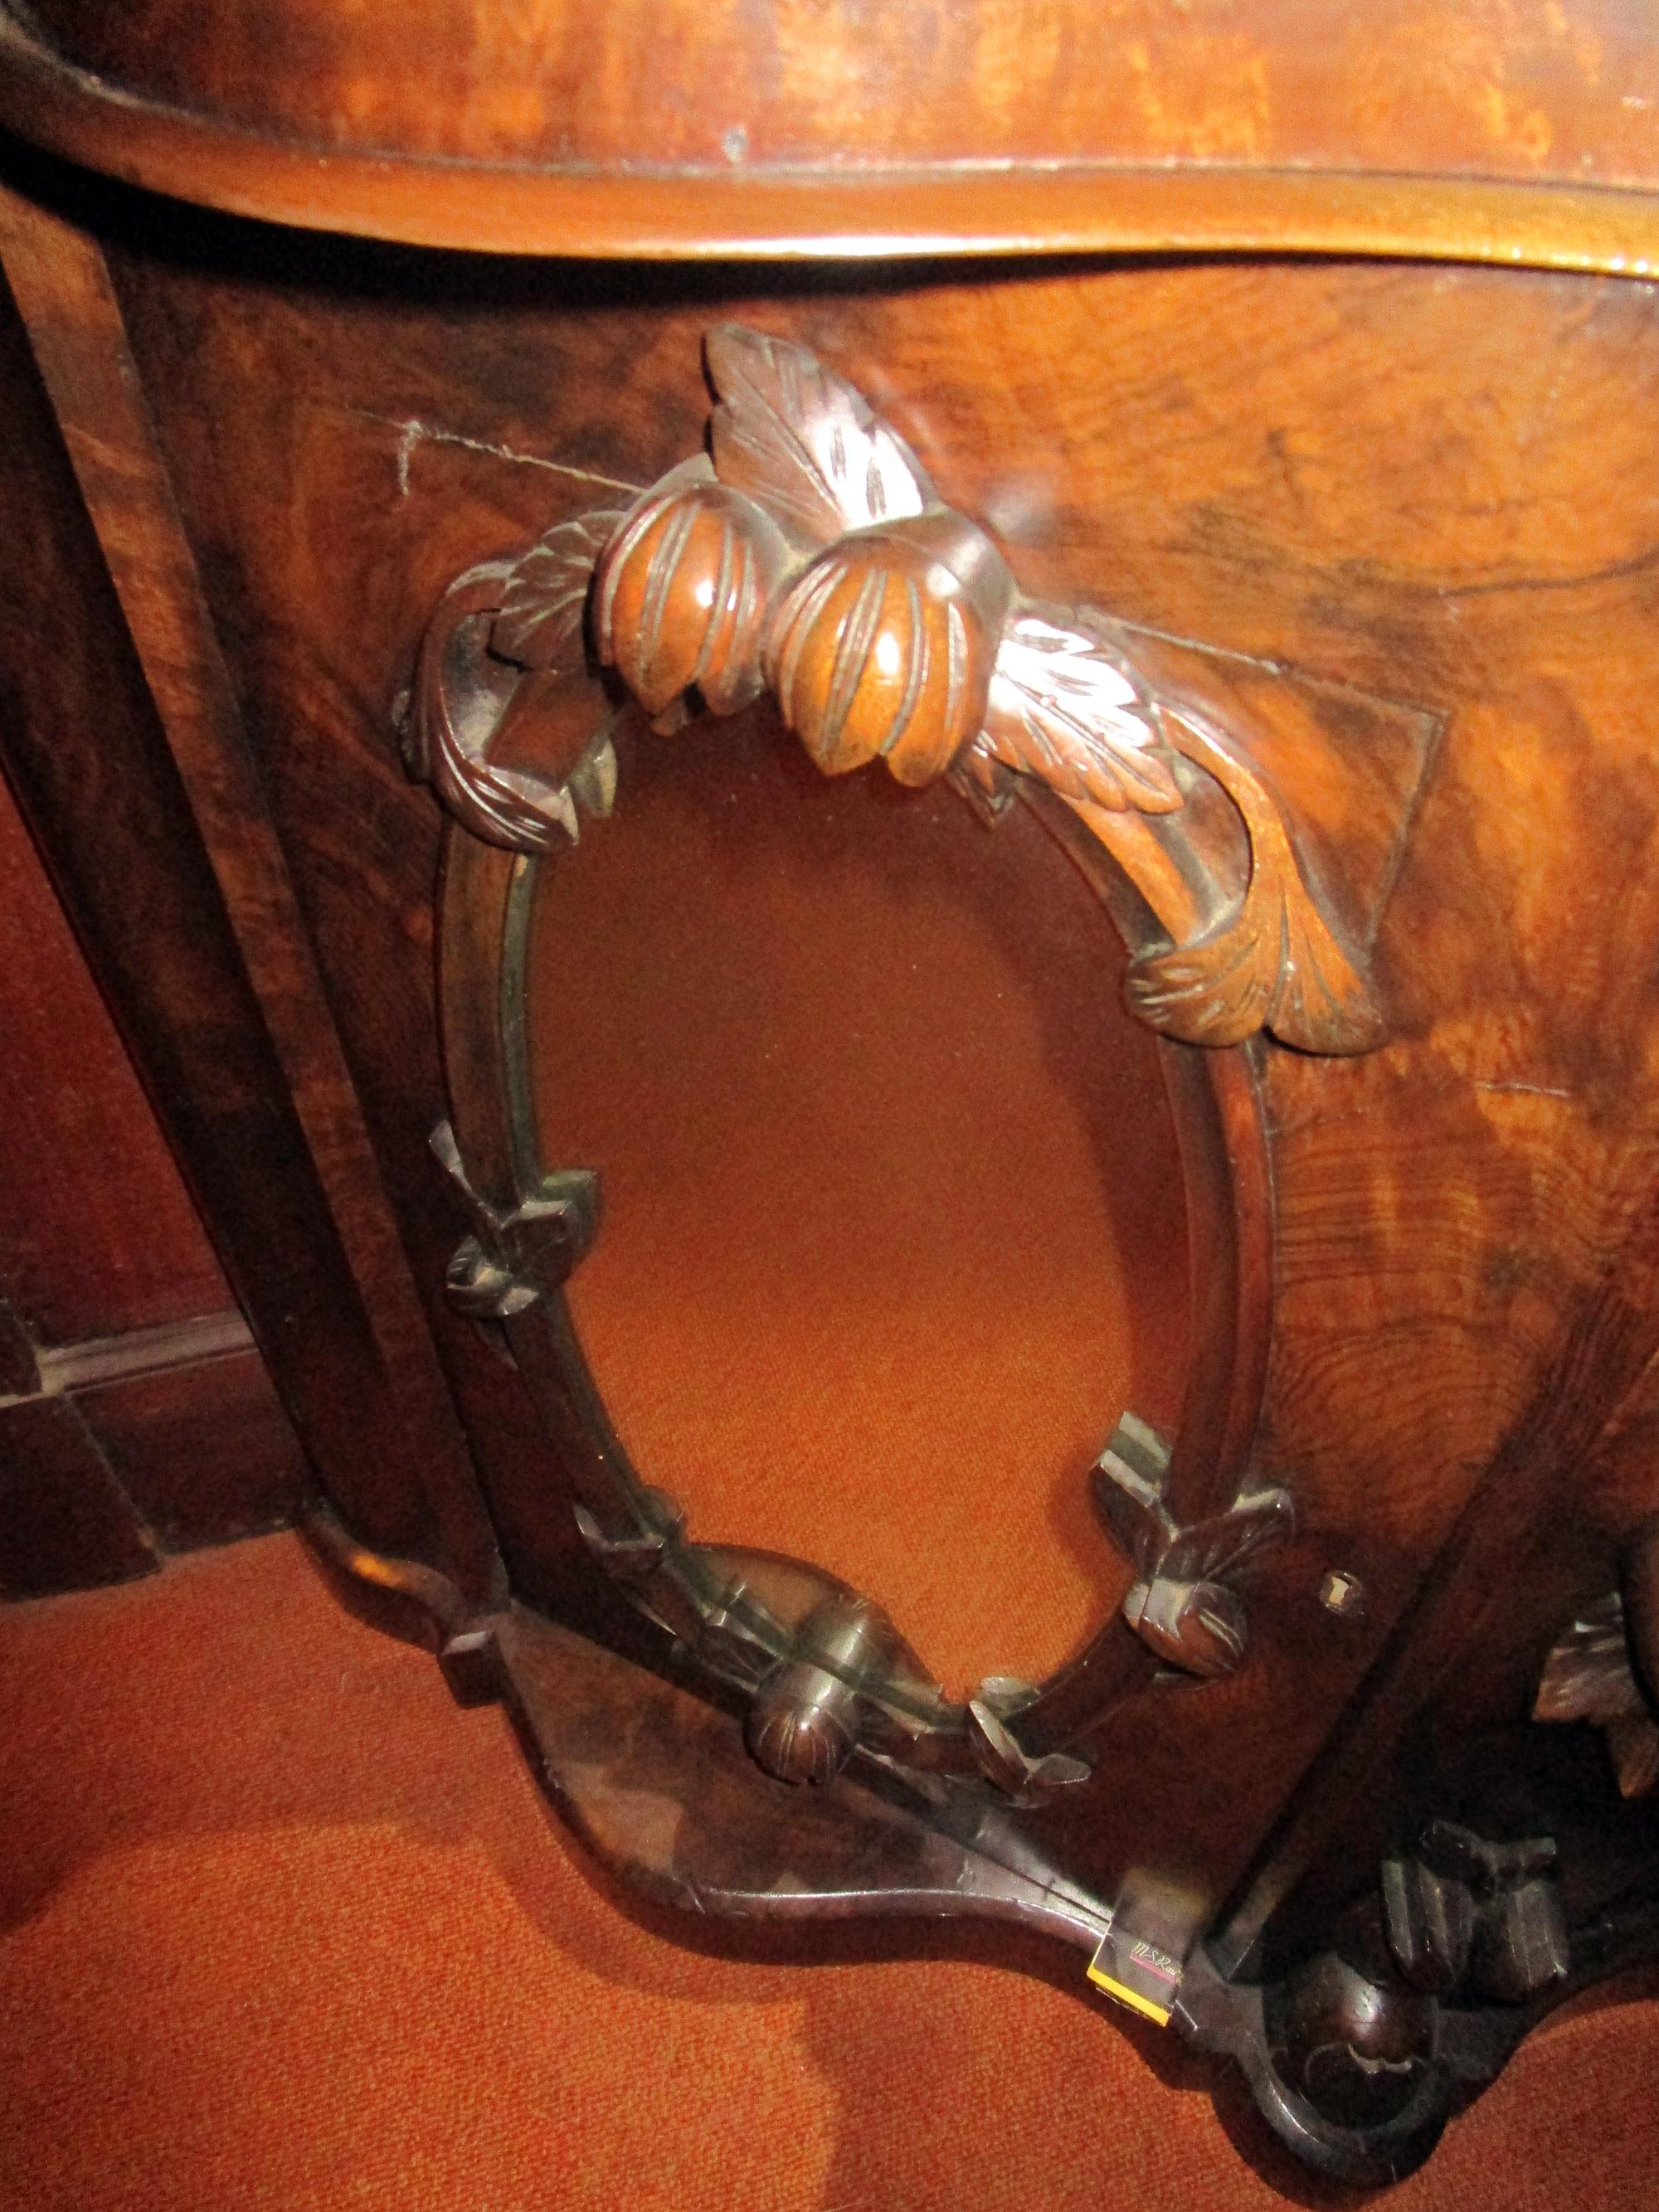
left=2, top=0, right=1659, bottom=2183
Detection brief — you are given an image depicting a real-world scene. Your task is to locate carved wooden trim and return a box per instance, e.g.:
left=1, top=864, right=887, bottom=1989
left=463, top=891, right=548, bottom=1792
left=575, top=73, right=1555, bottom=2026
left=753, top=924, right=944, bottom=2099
left=427, top=1106, right=1105, bottom=1801
left=402, top=535, right=623, bottom=853
left=406, top=328, right=1387, bottom=1054
left=405, top=325, right=1338, bottom=1799
left=1091, top=1412, right=1294, bottom=1679
left=407, top=324, right=1386, bottom=1056
left=6, top=7, right=1659, bottom=280
left=426, top=799, right=1277, bottom=1801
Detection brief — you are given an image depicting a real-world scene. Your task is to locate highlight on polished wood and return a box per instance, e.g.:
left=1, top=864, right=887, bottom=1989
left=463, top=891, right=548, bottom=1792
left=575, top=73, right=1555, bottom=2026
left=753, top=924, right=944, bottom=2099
left=414, top=322, right=1386, bottom=1055
left=4, top=3, right=1659, bottom=2190
left=2, top=1, right=1659, bottom=270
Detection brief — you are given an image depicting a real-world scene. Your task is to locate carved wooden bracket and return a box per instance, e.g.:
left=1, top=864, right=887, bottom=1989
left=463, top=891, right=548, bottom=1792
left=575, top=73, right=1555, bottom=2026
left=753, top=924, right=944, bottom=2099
left=406, top=325, right=1390, bottom=1056
left=431, top=1120, right=600, bottom=1315
left=401, top=331, right=1359, bottom=1806
left=1092, top=1412, right=1294, bottom=1678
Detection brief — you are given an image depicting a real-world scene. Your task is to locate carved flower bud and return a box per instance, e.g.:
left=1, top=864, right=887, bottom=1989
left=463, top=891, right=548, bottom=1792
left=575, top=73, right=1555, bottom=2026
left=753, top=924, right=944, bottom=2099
left=747, top=1660, right=860, bottom=1785
left=744, top=1595, right=891, bottom=1786
left=595, top=461, right=791, bottom=719
left=765, top=509, right=1014, bottom=785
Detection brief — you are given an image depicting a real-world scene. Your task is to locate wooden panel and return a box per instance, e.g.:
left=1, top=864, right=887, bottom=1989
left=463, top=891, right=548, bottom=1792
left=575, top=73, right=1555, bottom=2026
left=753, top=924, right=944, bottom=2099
left=0, top=765, right=231, bottom=1345
left=0, top=31, right=1654, bottom=2180
left=0, top=228, right=489, bottom=1581
left=91, top=238, right=1659, bottom=1921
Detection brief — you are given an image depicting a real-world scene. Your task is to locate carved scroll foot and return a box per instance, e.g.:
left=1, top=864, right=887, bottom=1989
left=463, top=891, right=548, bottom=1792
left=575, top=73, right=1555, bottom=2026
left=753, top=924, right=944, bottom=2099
left=489, top=1602, right=1118, bottom=1952
left=299, top=1498, right=508, bottom=1707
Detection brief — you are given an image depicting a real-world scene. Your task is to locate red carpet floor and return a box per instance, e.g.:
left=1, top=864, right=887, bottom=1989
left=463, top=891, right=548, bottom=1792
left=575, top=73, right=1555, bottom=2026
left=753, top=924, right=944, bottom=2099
left=2, top=1532, right=1657, bottom=2211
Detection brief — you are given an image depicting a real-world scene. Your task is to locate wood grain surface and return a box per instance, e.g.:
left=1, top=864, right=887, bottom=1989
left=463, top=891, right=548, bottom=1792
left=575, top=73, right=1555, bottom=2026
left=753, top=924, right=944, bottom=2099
left=5, top=66, right=1659, bottom=2163
left=56, top=224, right=1659, bottom=1924
left=0, top=763, right=231, bottom=1345
left=2, top=3, right=1659, bottom=265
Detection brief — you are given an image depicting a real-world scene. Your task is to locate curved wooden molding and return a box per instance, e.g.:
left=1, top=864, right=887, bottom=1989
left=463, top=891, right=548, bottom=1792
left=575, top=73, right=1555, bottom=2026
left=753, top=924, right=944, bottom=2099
left=3, top=11, right=1659, bottom=275
left=405, top=329, right=1334, bottom=1796
left=403, top=535, right=624, bottom=852
left=428, top=1111, right=1099, bottom=1802
left=431, top=801, right=1275, bottom=1793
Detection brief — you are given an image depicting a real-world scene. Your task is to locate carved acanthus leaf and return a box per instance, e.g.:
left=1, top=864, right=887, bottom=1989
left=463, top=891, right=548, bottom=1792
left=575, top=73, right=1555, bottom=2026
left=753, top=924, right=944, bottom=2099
left=493, top=509, right=625, bottom=672
left=414, top=326, right=1393, bottom=1057
left=706, top=323, right=932, bottom=547
left=964, top=1697, right=1092, bottom=1802
left=1092, top=1412, right=1293, bottom=1680
left=1126, top=712, right=1385, bottom=1056
left=976, top=609, right=1181, bottom=814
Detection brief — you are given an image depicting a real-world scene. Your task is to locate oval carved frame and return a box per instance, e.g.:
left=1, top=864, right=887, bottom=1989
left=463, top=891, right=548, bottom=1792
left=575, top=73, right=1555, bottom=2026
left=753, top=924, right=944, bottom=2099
left=412, top=326, right=1384, bottom=1800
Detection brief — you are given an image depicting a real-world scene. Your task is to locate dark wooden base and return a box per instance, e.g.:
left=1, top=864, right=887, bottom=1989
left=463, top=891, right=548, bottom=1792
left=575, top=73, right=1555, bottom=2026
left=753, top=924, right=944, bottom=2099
left=308, top=1507, right=1659, bottom=2187
left=1180, top=1918, right=1659, bottom=2185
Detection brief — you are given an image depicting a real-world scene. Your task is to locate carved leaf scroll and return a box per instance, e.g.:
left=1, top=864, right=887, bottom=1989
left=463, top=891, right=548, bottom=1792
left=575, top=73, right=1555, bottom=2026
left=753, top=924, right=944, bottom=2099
left=706, top=323, right=932, bottom=547
left=703, top=328, right=1388, bottom=1055
left=410, top=325, right=1392, bottom=1055
left=492, top=508, right=623, bottom=672
left=1126, top=712, right=1386, bottom=1055
left=977, top=607, right=1181, bottom=814
left=405, top=518, right=625, bottom=852
left=1092, top=1412, right=1294, bottom=1678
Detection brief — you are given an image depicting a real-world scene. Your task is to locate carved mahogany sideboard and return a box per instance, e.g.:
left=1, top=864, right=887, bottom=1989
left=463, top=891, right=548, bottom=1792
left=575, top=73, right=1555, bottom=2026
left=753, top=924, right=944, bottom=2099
left=4, top=3, right=1659, bottom=2183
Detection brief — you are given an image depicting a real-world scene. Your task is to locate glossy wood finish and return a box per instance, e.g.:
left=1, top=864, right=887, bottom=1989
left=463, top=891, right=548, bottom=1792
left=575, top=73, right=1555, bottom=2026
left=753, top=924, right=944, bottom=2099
left=2, top=3, right=1659, bottom=270
left=567, top=326, right=1387, bottom=1054
left=0, top=683, right=307, bottom=1595
left=22, top=0, right=1659, bottom=183
left=4, top=15, right=1659, bottom=2171
left=0, top=768, right=231, bottom=1344
left=352, top=240, right=1659, bottom=2146
left=0, top=191, right=502, bottom=1594
left=30, top=218, right=1653, bottom=1895
left=347, top=253, right=1649, bottom=1882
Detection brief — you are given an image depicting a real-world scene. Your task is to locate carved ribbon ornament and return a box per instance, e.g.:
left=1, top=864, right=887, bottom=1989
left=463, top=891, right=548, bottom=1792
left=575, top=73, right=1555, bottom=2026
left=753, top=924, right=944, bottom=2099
left=408, top=324, right=1384, bottom=1055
